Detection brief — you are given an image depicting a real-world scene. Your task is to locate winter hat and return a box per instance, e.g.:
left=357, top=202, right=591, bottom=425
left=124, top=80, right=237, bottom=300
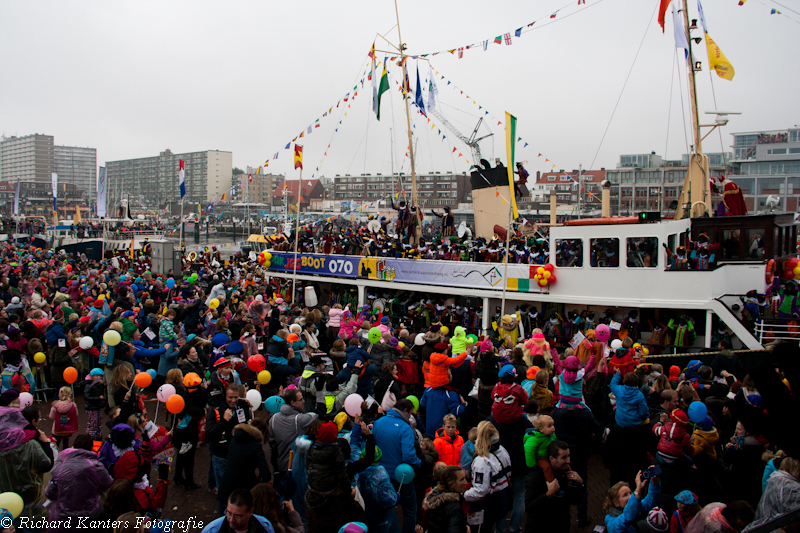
left=212, top=333, right=230, bottom=347
left=10, top=297, right=19, bottom=304
left=0, top=390, right=19, bottom=406
left=499, top=365, right=517, bottom=379
left=361, top=445, right=383, bottom=464
left=674, top=490, right=699, bottom=505
left=183, top=372, right=202, bottom=389
left=93, top=299, right=105, bottom=308
left=317, top=422, right=339, bottom=443
left=227, top=340, right=244, bottom=355
left=686, top=360, right=702, bottom=372
left=670, top=409, right=690, bottom=425
left=89, top=368, right=104, bottom=377
left=433, top=342, right=448, bottom=352
left=697, top=416, right=714, bottom=431
left=429, top=324, right=441, bottom=333
left=646, top=507, right=669, bottom=532
left=113, top=450, right=145, bottom=481
left=501, top=314, right=513, bottom=325
left=344, top=311, right=352, bottom=318
left=121, top=311, right=134, bottom=318
left=381, top=316, right=390, bottom=325
left=532, top=332, right=545, bottom=340
left=480, top=339, right=494, bottom=353
left=563, top=356, right=581, bottom=371
left=213, top=358, right=231, bottom=369
left=334, top=411, right=349, bottom=431
left=669, top=365, right=681, bottom=381
left=338, top=523, right=368, bottom=533
left=526, top=366, right=541, bottom=380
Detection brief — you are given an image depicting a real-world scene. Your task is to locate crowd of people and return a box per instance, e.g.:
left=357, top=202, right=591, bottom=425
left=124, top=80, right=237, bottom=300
left=0, top=241, right=797, bottom=533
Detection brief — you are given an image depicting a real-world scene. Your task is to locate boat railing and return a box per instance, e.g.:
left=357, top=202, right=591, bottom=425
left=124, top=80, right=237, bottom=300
left=103, top=230, right=163, bottom=240
left=754, top=320, right=800, bottom=344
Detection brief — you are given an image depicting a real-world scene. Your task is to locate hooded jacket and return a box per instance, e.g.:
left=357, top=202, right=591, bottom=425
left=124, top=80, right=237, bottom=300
left=490, top=379, right=528, bottom=425
left=359, top=462, right=399, bottom=530
left=267, top=335, right=290, bottom=364
left=652, top=413, right=693, bottom=460
left=369, top=342, right=396, bottom=368
left=268, top=403, right=318, bottom=472
left=433, top=428, right=464, bottom=466
left=44, top=448, right=114, bottom=529
left=425, top=350, right=468, bottom=389
left=610, top=373, right=650, bottom=428
left=373, top=408, right=421, bottom=475
left=345, top=344, right=370, bottom=368
left=420, top=387, right=465, bottom=437
left=450, top=326, right=467, bottom=355
left=307, top=439, right=350, bottom=494
left=217, top=423, right=270, bottom=504
left=463, top=443, right=511, bottom=503
left=744, top=470, right=800, bottom=533
left=49, top=400, right=78, bottom=437
left=692, top=427, right=720, bottom=460
left=423, top=488, right=468, bottom=533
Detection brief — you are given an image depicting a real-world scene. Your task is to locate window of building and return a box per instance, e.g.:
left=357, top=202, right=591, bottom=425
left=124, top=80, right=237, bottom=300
left=768, top=148, right=787, bottom=155
left=556, top=239, right=583, bottom=267
left=560, top=176, right=570, bottom=181
left=590, top=238, right=619, bottom=268
left=626, top=237, right=658, bottom=268
left=635, top=189, right=647, bottom=197
left=547, top=176, right=556, bottom=181
left=790, top=148, right=800, bottom=154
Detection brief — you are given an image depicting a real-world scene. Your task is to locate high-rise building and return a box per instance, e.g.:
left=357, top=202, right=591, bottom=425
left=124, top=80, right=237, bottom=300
left=729, top=128, right=800, bottom=212
left=106, top=149, right=232, bottom=207
left=242, top=167, right=280, bottom=206
left=0, top=134, right=55, bottom=184
left=55, top=145, right=96, bottom=201
left=329, top=172, right=470, bottom=208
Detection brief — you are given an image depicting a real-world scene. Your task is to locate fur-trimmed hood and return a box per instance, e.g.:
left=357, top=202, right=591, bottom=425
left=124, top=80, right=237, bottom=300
left=422, top=488, right=461, bottom=510
left=233, top=422, right=263, bottom=443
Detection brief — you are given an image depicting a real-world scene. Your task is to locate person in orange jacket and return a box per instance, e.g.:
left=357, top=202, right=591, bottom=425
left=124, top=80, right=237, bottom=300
left=422, top=343, right=468, bottom=388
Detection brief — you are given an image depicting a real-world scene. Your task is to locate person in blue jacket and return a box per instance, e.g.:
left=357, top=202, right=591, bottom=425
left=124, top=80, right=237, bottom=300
left=201, top=488, right=275, bottom=533
left=604, top=471, right=661, bottom=533
left=373, top=398, right=422, bottom=533
left=419, top=386, right=466, bottom=438
left=130, top=330, right=168, bottom=372
left=610, top=370, right=650, bottom=428
left=357, top=445, right=399, bottom=533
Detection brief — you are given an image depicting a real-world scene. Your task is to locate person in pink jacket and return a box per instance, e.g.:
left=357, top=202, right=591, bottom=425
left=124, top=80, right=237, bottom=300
left=338, top=310, right=359, bottom=341
left=49, top=386, right=79, bottom=450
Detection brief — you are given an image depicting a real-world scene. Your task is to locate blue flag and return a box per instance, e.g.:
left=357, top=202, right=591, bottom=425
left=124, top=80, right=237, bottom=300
left=415, top=64, right=426, bottom=117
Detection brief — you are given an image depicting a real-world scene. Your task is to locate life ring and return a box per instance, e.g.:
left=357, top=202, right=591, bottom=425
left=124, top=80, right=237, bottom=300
left=766, top=259, right=776, bottom=285
left=187, top=251, right=198, bottom=262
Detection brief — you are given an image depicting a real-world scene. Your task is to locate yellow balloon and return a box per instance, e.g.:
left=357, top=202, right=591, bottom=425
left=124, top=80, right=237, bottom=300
left=642, top=347, right=650, bottom=356
left=209, top=298, right=220, bottom=309
left=98, top=294, right=105, bottom=301
left=257, top=370, right=272, bottom=384
left=33, top=352, right=46, bottom=364
left=0, top=491, right=23, bottom=519
left=537, top=267, right=545, bottom=274
left=633, top=343, right=641, bottom=349
left=398, top=342, right=405, bottom=348
left=103, top=329, right=121, bottom=347
left=543, top=271, right=551, bottom=279
left=264, top=252, right=272, bottom=261
left=538, top=279, right=548, bottom=287
left=441, top=326, right=449, bottom=336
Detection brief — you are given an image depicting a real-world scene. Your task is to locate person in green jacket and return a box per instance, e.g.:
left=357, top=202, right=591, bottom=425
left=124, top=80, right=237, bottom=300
left=119, top=311, right=138, bottom=342
left=523, top=414, right=558, bottom=482
left=450, top=326, right=467, bottom=355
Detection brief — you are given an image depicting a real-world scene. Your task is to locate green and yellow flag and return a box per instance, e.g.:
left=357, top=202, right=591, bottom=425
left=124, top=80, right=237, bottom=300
left=376, top=57, right=390, bottom=120
left=505, top=112, right=519, bottom=220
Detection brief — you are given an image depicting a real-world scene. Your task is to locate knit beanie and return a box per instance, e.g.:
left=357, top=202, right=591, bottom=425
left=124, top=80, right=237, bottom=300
left=669, top=365, right=681, bottom=381
left=480, top=339, right=494, bottom=353
left=646, top=507, right=669, bottom=532
left=317, top=422, right=339, bottom=443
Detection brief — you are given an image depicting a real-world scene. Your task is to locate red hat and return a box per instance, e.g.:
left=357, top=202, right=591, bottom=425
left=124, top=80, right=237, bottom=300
left=669, top=365, right=681, bottom=381
left=433, top=342, right=448, bottom=352
left=93, top=300, right=104, bottom=309
left=113, top=450, right=143, bottom=480
left=317, top=422, right=339, bottom=443
left=670, top=409, right=690, bottom=425
left=213, top=358, right=231, bottom=369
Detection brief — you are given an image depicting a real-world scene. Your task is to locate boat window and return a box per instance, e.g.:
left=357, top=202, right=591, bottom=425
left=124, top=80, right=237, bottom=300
left=590, top=238, right=619, bottom=268
left=721, top=229, right=742, bottom=260
left=668, top=234, right=676, bottom=251
left=555, top=239, right=583, bottom=267
left=626, top=237, right=658, bottom=267
left=746, top=229, right=765, bottom=260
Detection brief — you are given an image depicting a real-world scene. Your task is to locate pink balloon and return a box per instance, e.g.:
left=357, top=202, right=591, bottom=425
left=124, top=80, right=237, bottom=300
left=343, top=393, right=364, bottom=417
left=595, top=324, right=611, bottom=343
left=18, top=392, right=33, bottom=408
left=157, top=384, right=176, bottom=402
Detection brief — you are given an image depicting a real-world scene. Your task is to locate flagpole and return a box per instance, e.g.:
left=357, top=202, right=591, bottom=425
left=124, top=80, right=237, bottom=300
left=292, top=168, right=302, bottom=305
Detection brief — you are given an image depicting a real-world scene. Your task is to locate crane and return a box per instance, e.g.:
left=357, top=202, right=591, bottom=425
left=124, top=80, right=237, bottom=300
left=428, top=109, right=493, bottom=163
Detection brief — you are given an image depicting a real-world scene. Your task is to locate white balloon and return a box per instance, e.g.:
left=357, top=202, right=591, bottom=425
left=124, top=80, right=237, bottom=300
left=414, top=335, right=425, bottom=346
left=246, top=389, right=263, bottom=410
left=79, top=337, right=94, bottom=350
left=610, top=339, right=623, bottom=350
left=18, top=392, right=33, bottom=408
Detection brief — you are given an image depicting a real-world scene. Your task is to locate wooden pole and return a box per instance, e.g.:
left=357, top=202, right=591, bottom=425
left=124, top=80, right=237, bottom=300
left=393, top=0, right=419, bottom=213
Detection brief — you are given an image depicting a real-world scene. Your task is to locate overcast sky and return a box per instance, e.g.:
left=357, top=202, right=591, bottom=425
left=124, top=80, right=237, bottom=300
left=2, top=0, right=799, bottom=183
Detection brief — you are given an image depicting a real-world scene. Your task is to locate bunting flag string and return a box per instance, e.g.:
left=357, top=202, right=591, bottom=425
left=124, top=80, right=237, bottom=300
left=400, top=0, right=596, bottom=60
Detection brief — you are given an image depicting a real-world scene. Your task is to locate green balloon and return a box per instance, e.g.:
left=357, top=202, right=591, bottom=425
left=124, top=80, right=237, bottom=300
left=406, top=395, right=419, bottom=413
left=368, top=326, right=382, bottom=344
left=467, top=334, right=479, bottom=344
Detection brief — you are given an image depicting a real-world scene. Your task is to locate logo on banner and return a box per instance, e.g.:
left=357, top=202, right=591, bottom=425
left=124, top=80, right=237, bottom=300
left=360, top=258, right=396, bottom=281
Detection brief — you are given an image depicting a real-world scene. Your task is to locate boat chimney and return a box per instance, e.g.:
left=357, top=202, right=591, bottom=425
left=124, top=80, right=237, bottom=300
left=549, top=190, right=557, bottom=226
left=601, top=180, right=611, bottom=217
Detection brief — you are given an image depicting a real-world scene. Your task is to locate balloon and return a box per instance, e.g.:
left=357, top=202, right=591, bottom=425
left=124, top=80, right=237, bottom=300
left=79, top=337, right=94, bottom=350
left=0, top=492, right=23, bottom=519
left=344, top=393, right=364, bottom=416
left=543, top=270, right=551, bottom=279
left=286, top=333, right=300, bottom=343
left=785, top=269, right=795, bottom=280
left=18, top=392, right=33, bottom=408
left=166, top=278, right=176, bottom=289
left=467, top=334, right=479, bottom=344
left=166, top=394, right=185, bottom=414
left=787, top=258, right=799, bottom=271
left=191, top=273, right=198, bottom=280
left=157, top=384, right=176, bottom=402
left=247, top=354, right=266, bottom=372
left=134, top=372, right=152, bottom=388
left=97, top=294, right=105, bottom=300
left=642, top=347, right=650, bottom=356
left=146, top=369, right=157, bottom=379
left=544, top=263, right=555, bottom=272
left=687, top=401, right=708, bottom=424
left=276, top=298, right=284, bottom=304
left=33, top=352, right=46, bottom=364
left=103, top=330, right=121, bottom=347
left=548, top=274, right=557, bottom=285
left=406, top=395, right=420, bottom=413
left=394, top=464, right=416, bottom=484
left=257, top=370, right=272, bottom=384
left=63, top=367, right=78, bottom=384
left=441, top=326, right=449, bottom=336
left=414, top=335, right=425, bottom=346
left=368, top=327, right=382, bottom=344
left=264, top=395, right=285, bottom=414
left=398, top=342, right=405, bottom=348
left=264, top=261, right=271, bottom=268
left=538, top=279, right=548, bottom=287
left=595, top=324, right=611, bottom=343
left=246, top=389, right=263, bottom=410
left=264, top=252, right=272, bottom=261
left=209, top=298, right=220, bottom=309
left=633, top=343, right=642, bottom=349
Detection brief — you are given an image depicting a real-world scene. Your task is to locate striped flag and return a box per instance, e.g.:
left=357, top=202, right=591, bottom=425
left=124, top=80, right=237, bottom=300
left=505, top=112, right=519, bottom=220
left=179, top=160, right=185, bottom=199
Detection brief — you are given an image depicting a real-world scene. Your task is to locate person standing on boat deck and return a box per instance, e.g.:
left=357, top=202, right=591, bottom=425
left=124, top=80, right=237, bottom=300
left=391, top=199, right=411, bottom=242
left=431, top=206, right=455, bottom=237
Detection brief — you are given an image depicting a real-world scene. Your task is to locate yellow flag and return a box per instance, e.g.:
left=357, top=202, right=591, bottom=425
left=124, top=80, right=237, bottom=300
left=705, top=33, right=734, bottom=80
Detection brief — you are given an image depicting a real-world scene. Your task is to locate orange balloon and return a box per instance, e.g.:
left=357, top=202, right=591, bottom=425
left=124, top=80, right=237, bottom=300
left=63, top=367, right=78, bottom=384
left=166, top=394, right=185, bottom=414
left=134, top=372, right=152, bottom=388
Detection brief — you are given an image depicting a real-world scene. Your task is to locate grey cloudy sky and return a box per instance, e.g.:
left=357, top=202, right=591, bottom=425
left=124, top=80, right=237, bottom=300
left=2, top=0, right=799, bottom=183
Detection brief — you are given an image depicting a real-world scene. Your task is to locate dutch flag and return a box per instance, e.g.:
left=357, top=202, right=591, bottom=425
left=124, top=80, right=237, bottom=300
left=179, top=159, right=186, bottom=199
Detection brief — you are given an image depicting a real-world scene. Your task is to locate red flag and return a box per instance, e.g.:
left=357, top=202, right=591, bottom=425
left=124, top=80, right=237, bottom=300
left=294, top=144, right=303, bottom=170
left=248, top=174, right=252, bottom=183
left=658, top=0, right=670, bottom=32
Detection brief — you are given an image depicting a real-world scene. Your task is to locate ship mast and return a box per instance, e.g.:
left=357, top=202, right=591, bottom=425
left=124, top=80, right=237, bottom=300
left=393, top=0, right=418, bottom=210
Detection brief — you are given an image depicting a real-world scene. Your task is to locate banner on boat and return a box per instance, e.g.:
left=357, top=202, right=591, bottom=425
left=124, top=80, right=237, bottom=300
left=266, top=252, right=545, bottom=292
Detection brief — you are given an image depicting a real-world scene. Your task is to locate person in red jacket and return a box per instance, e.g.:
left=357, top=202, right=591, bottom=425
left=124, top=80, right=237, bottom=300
left=652, top=408, right=694, bottom=467
left=490, top=365, right=529, bottom=424
left=433, top=414, right=464, bottom=466
left=423, top=343, right=468, bottom=389
left=113, top=439, right=170, bottom=516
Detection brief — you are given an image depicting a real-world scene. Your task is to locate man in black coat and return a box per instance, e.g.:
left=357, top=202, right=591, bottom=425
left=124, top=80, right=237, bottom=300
left=525, top=441, right=585, bottom=533
left=552, top=407, right=600, bottom=527
left=206, top=385, right=252, bottom=502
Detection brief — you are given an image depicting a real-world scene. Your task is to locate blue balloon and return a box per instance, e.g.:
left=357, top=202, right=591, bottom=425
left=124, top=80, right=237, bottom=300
left=687, top=401, right=708, bottom=424
left=394, top=464, right=415, bottom=484
left=166, top=278, right=176, bottom=289
left=264, top=396, right=285, bottom=414
left=146, top=369, right=157, bottom=379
